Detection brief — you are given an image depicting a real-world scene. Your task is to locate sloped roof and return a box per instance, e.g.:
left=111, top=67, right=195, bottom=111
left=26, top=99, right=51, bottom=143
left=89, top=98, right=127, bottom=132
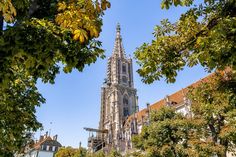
left=125, top=72, right=214, bottom=127
left=33, top=136, right=62, bottom=150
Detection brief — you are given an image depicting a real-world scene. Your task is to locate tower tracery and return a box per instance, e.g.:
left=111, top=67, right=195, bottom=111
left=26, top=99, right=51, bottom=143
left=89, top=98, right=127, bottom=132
left=98, top=24, right=138, bottom=151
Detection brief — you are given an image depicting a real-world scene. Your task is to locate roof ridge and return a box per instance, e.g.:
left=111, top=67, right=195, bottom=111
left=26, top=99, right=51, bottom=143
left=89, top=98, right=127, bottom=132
left=125, top=72, right=214, bottom=125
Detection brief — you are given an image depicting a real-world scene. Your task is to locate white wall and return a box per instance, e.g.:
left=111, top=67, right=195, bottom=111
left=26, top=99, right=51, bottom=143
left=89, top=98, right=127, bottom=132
left=37, top=151, right=54, bottom=157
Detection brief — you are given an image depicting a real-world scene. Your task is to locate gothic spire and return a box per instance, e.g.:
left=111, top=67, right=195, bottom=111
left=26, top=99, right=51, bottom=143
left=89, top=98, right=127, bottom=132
left=112, top=23, right=126, bottom=58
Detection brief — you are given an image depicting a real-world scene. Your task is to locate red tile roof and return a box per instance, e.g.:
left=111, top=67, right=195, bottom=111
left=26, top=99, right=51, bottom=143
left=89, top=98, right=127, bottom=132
left=34, top=136, right=53, bottom=150
left=125, top=72, right=214, bottom=126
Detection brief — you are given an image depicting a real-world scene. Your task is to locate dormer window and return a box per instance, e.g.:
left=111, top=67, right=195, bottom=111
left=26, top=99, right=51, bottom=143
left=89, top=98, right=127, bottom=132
left=171, top=101, right=177, bottom=105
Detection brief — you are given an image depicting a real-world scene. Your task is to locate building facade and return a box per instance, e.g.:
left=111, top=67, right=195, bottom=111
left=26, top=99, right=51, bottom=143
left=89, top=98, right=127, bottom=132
left=86, top=24, right=193, bottom=153
left=22, top=133, right=62, bottom=157
left=86, top=24, right=202, bottom=154
left=86, top=25, right=236, bottom=157
left=97, top=23, right=138, bottom=152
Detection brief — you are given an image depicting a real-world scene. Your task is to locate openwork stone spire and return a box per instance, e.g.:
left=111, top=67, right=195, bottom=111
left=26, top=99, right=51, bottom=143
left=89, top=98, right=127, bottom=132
left=112, top=23, right=126, bottom=58
left=97, top=23, right=137, bottom=153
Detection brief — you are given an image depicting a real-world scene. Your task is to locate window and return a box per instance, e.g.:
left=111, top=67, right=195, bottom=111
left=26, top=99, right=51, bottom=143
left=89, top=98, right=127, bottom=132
left=42, top=145, right=47, bottom=150
left=122, top=76, right=127, bottom=83
left=131, top=122, right=134, bottom=133
left=49, top=146, right=53, bottom=151
left=123, top=95, right=129, bottom=116
left=122, top=64, right=126, bottom=73
left=123, top=97, right=128, bottom=105
left=123, top=107, right=129, bottom=117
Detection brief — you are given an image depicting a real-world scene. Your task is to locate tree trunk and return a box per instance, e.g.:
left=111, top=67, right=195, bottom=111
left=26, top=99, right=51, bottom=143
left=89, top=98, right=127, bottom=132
left=208, top=123, right=217, bottom=143
left=220, top=139, right=228, bottom=157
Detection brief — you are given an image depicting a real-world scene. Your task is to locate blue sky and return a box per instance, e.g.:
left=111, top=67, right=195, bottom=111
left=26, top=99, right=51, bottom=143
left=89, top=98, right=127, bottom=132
left=36, top=0, right=208, bottom=148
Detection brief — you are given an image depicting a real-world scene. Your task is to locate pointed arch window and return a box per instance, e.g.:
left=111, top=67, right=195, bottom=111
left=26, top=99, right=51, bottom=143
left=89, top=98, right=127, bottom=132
left=122, top=76, right=127, bottom=84
left=123, top=95, right=129, bottom=117
left=122, top=64, right=126, bottom=74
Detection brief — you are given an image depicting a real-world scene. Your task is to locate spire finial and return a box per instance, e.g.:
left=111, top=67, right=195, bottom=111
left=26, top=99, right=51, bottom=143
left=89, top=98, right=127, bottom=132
left=116, top=23, right=121, bottom=39
left=112, top=23, right=126, bottom=58
left=116, top=23, right=120, bottom=33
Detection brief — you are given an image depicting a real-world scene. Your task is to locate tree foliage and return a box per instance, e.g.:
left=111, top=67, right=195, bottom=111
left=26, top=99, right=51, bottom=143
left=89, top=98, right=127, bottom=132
left=86, top=148, right=121, bottom=157
left=86, top=150, right=106, bottom=157
left=132, top=107, right=193, bottom=157
left=135, top=0, right=236, bottom=83
left=132, top=72, right=236, bottom=157
left=0, top=0, right=110, bottom=86
left=187, top=71, right=236, bottom=157
left=134, top=1, right=236, bottom=156
left=0, top=66, right=44, bottom=156
left=107, top=148, right=122, bottom=157
left=125, top=151, right=145, bottom=157
left=55, top=146, right=87, bottom=157
left=55, top=147, right=122, bottom=157
left=0, top=0, right=110, bottom=155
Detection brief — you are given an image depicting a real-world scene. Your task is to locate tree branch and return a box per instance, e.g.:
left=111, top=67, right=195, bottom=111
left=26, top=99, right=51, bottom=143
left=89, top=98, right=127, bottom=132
left=178, top=17, right=220, bottom=54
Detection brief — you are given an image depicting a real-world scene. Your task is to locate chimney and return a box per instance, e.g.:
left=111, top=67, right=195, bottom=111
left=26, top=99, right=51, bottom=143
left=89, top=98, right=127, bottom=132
left=146, top=103, right=150, bottom=124
left=45, top=131, right=48, bottom=137
left=146, top=103, right=150, bottom=113
left=135, top=96, right=139, bottom=112
left=39, top=135, right=44, bottom=142
left=141, top=115, right=144, bottom=125
left=165, top=95, right=171, bottom=106
left=53, top=135, right=58, bottom=141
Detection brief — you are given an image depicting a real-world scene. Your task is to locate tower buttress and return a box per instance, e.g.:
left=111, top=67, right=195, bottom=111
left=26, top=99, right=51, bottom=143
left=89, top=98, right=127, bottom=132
left=99, top=24, right=138, bottom=151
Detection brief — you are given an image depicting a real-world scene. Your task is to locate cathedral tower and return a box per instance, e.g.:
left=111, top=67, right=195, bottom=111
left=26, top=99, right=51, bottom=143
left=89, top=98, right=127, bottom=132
left=99, top=24, right=138, bottom=151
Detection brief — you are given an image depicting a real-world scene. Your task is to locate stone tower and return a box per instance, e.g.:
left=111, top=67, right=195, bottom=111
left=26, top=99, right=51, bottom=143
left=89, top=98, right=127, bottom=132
left=99, top=24, right=138, bottom=151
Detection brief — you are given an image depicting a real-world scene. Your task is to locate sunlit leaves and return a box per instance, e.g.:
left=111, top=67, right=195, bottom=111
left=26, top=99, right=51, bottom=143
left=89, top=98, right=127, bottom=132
left=0, top=0, right=30, bottom=23
left=55, top=146, right=87, bottom=157
left=161, top=0, right=194, bottom=9
left=187, top=72, right=236, bottom=156
left=73, top=29, right=88, bottom=43
left=132, top=107, right=192, bottom=157
left=1, top=0, right=109, bottom=86
left=55, top=146, right=121, bottom=157
left=132, top=72, right=236, bottom=156
left=0, top=0, right=17, bottom=22
left=0, top=66, right=44, bottom=155
left=135, top=0, right=236, bottom=84
left=0, top=0, right=109, bottom=155
left=55, top=0, right=110, bottom=43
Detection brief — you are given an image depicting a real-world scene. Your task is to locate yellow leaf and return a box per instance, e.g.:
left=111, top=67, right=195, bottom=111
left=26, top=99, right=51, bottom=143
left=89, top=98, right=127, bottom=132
left=58, top=2, right=67, bottom=11
left=93, top=29, right=99, bottom=38
left=79, top=35, right=85, bottom=43
left=106, top=2, right=111, bottom=8
left=73, top=33, right=80, bottom=41
left=74, top=29, right=81, bottom=35
left=101, top=2, right=106, bottom=10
